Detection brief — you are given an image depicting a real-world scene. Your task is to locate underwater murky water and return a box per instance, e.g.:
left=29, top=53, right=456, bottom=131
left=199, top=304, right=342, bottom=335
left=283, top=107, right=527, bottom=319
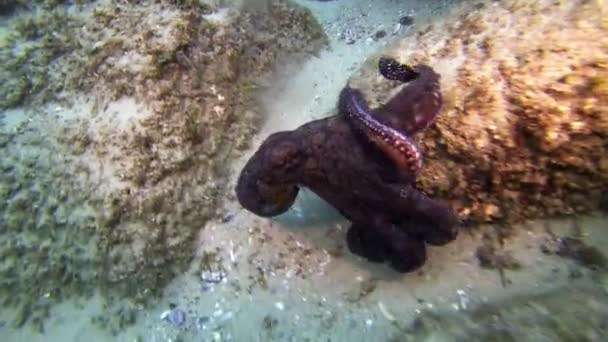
left=1, top=0, right=607, bottom=341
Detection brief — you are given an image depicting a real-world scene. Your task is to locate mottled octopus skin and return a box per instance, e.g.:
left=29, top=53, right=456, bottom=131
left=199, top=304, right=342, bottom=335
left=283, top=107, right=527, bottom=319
left=340, top=87, right=423, bottom=175
left=236, top=57, right=457, bottom=273
left=378, top=56, right=419, bottom=82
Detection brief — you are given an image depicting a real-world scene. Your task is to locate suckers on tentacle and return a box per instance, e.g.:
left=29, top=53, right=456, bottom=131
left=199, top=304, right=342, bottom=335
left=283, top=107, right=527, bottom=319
left=378, top=56, right=419, bottom=82
left=339, top=87, right=423, bottom=175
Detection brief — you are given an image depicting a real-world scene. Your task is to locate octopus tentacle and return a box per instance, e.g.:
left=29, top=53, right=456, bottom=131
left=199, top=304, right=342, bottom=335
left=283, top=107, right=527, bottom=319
left=235, top=132, right=301, bottom=217
left=376, top=57, right=443, bottom=135
left=339, top=86, right=423, bottom=175
left=392, top=183, right=459, bottom=245
left=346, top=223, right=389, bottom=263
left=347, top=222, right=428, bottom=272
left=378, top=56, right=418, bottom=82
left=338, top=57, right=443, bottom=175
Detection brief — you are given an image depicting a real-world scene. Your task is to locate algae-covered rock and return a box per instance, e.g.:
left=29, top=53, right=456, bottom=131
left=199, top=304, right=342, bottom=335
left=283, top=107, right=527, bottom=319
left=351, top=0, right=608, bottom=225
left=0, top=133, right=99, bottom=332
left=0, top=0, right=327, bottom=331
left=0, top=6, right=83, bottom=109
left=77, top=0, right=327, bottom=305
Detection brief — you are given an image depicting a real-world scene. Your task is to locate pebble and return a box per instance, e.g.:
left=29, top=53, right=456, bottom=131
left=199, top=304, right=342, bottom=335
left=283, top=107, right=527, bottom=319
left=456, top=289, right=469, bottom=310
left=373, top=29, right=386, bottom=40
left=195, top=316, right=210, bottom=331
left=160, top=308, right=186, bottom=327
left=201, top=282, right=214, bottom=292
left=202, top=271, right=226, bottom=284
left=399, top=15, right=414, bottom=26
left=569, top=268, right=583, bottom=279
left=221, top=212, right=234, bottom=223
left=218, top=311, right=234, bottom=323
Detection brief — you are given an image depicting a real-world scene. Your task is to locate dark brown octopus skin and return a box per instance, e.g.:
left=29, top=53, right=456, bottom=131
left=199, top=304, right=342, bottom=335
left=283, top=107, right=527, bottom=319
left=236, top=57, right=459, bottom=272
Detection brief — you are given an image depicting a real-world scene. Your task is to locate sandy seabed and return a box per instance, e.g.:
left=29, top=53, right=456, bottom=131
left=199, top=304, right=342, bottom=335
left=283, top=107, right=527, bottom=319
left=1, top=0, right=607, bottom=341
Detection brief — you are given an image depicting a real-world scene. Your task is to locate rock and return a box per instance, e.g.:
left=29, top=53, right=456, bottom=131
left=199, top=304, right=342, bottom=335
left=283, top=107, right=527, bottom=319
left=201, top=271, right=226, bottom=284
left=556, top=237, right=607, bottom=270
left=353, top=0, right=608, bottom=224
left=161, top=308, right=186, bottom=327
left=373, top=30, right=387, bottom=40
left=398, top=15, right=414, bottom=26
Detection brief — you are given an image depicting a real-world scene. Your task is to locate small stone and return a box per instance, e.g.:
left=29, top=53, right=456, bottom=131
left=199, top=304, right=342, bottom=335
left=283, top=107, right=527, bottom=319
left=221, top=212, right=234, bottom=223
left=201, top=283, right=212, bottom=292
left=161, top=308, right=186, bottom=327
left=217, top=311, right=233, bottom=323
left=483, top=203, right=501, bottom=219
left=263, top=314, right=278, bottom=331
left=196, top=316, right=210, bottom=326
left=569, top=268, right=583, bottom=279
left=539, top=244, right=552, bottom=255
left=373, top=30, right=386, bottom=40
left=202, top=271, right=225, bottom=284
left=557, top=237, right=607, bottom=270
left=399, top=15, right=414, bottom=26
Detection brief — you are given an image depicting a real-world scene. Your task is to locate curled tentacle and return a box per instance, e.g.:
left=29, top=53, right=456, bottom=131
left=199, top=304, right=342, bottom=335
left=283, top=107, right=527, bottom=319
left=236, top=132, right=301, bottom=217
left=339, top=87, right=423, bottom=175
left=378, top=56, right=418, bottom=82
left=338, top=58, right=443, bottom=176
left=376, top=57, right=443, bottom=135
left=381, top=65, right=442, bottom=132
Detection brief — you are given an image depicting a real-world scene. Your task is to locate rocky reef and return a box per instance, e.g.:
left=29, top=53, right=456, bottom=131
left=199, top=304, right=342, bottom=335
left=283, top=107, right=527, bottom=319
left=0, top=0, right=326, bottom=332
left=350, top=0, right=608, bottom=225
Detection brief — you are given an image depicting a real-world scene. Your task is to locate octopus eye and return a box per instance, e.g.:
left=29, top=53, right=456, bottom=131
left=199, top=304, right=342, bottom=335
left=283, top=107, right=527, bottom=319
left=271, top=190, right=294, bottom=207
left=245, top=180, right=298, bottom=217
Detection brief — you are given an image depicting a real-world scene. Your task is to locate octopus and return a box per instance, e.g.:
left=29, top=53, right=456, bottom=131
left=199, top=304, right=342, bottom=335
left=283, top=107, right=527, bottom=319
left=236, top=56, right=459, bottom=272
